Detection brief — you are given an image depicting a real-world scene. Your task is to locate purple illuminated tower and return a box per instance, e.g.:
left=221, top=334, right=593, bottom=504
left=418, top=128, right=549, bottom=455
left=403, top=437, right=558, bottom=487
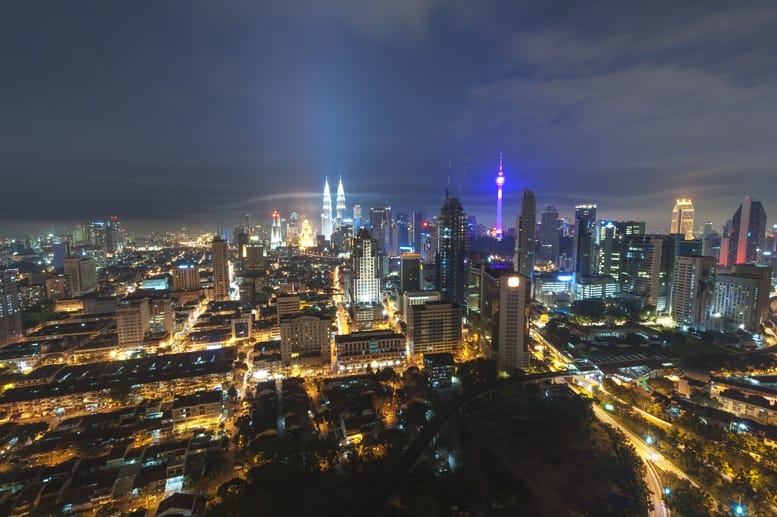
left=495, top=153, right=505, bottom=240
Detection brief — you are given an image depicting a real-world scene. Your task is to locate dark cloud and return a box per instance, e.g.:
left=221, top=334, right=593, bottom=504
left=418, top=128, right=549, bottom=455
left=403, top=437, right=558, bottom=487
left=1, top=1, right=776, bottom=234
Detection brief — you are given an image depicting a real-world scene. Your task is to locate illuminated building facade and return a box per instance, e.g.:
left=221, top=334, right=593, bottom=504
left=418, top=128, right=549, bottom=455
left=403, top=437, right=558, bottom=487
left=726, top=196, right=767, bottom=265
left=270, top=210, right=283, bottom=250
left=0, top=272, right=22, bottom=347
left=436, top=192, right=468, bottom=306
left=711, top=264, right=771, bottom=332
left=671, top=198, right=695, bottom=240
left=172, top=263, right=199, bottom=292
left=322, top=178, right=333, bottom=239
left=574, top=204, right=597, bottom=276
left=211, top=237, right=230, bottom=301
left=539, top=206, right=560, bottom=263
left=671, top=255, right=716, bottom=331
left=352, top=228, right=381, bottom=305
left=495, top=153, right=505, bottom=240
left=64, top=256, right=97, bottom=297
left=336, top=176, right=346, bottom=227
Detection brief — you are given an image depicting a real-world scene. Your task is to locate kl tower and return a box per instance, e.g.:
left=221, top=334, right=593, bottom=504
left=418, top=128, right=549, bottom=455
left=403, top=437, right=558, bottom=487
left=495, top=152, right=505, bottom=241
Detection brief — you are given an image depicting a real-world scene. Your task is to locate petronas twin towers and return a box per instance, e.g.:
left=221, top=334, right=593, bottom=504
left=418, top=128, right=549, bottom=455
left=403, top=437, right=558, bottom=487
left=321, top=176, right=346, bottom=239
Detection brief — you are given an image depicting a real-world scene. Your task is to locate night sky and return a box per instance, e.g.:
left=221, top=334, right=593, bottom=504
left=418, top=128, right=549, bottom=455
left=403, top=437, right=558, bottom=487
left=3, top=1, right=777, bottom=234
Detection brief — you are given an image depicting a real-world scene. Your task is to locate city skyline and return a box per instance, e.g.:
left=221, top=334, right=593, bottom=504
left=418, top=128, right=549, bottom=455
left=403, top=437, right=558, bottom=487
left=2, top=2, right=777, bottom=233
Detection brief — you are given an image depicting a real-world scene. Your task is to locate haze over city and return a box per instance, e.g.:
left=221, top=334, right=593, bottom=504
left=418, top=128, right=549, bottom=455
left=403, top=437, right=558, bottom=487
left=3, top=1, right=777, bottom=233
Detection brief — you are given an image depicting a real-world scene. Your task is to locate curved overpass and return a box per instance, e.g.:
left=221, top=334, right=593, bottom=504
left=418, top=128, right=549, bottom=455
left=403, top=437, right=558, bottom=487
left=369, top=370, right=573, bottom=516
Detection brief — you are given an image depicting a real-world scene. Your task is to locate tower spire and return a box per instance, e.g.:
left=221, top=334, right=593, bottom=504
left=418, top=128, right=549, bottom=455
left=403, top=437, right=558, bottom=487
left=322, top=177, right=333, bottom=239
left=495, top=152, right=506, bottom=241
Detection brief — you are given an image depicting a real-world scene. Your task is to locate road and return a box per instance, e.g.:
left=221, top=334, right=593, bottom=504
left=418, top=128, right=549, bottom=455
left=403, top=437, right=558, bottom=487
left=593, top=405, right=671, bottom=517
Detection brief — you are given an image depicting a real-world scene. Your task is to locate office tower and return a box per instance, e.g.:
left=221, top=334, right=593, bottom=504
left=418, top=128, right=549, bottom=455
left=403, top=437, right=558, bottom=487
left=396, top=212, right=411, bottom=251
left=336, top=176, right=346, bottom=227
left=671, top=255, right=716, bottom=331
left=703, top=232, right=722, bottom=262
left=275, top=294, right=301, bottom=322
left=64, top=256, right=97, bottom=297
left=149, top=297, right=175, bottom=335
left=321, top=178, right=333, bottom=239
left=597, top=221, right=645, bottom=280
left=353, top=204, right=362, bottom=231
left=298, top=218, right=315, bottom=249
left=52, top=241, right=69, bottom=270
left=369, top=207, right=392, bottom=254
left=411, top=211, right=424, bottom=252
left=539, top=206, right=560, bottom=263
left=0, top=272, right=22, bottom=346
left=172, top=263, right=199, bottom=291
left=211, top=237, right=230, bottom=301
left=400, top=253, right=422, bottom=293
left=352, top=228, right=381, bottom=304
left=671, top=198, right=695, bottom=240
left=575, top=204, right=597, bottom=276
left=270, top=210, right=283, bottom=250
left=116, top=298, right=150, bottom=347
left=285, top=211, right=300, bottom=246
left=401, top=290, right=442, bottom=321
left=711, top=264, right=772, bottom=332
left=702, top=221, right=714, bottom=237
left=468, top=265, right=529, bottom=370
left=408, top=301, right=462, bottom=356
left=495, top=153, right=505, bottom=240
left=436, top=191, right=468, bottom=306
left=514, top=190, right=536, bottom=278
left=620, top=234, right=672, bottom=311
left=727, top=196, right=767, bottom=265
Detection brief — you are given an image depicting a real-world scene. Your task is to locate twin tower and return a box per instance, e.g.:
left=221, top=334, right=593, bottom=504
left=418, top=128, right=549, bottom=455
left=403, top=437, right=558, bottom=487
left=321, top=176, right=346, bottom=239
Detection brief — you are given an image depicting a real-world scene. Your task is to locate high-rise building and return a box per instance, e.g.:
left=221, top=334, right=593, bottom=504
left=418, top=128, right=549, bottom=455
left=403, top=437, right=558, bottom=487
left=211, top=237, right=230, bottom=301
left=408, top=301, right=462, bottom=357
left=116, top=298, right=150, bottom=347
left=369, top=207, right=392, bottom=255
left=574, top=204, right=597, bottom=276
left=495, top=153, right=506, bottom=240
left=711, top=264, right=771, bottom=332
left=335, top=176, right=346, bottom=227
left=539, top=206, right=560, bottom=263
left=436, top=191, right=468, bottom=306
left=597, top=221, right=645, bottom=280
left=353, top=204, right=362, bottom=231
left=620, top=234, right=672, bottom=312
left=411, top=211, right=424, bottom=253
left=172, top=263, right=199, bottom=292
left=671, top=255, right=716, bottom=331
left=400, top=253, right=422, bottom=293
left=396, top=212, right=411, bottom=251
left=727, top=196, right=767, bottom=265
left=0, top=272, right=22, bottom=347
left=468, top=265, right=529, bottom=370
left=514, top=190, right=536, bottom=278
left=280, top=314, right=330, bottom=366
left=270, top=210, right=283, bottom=250
left=671, top=199, right=695, bottom=240
left=149, top=297, right=175, bottom=335
left=64, top=256, right=98, bottom=297
left=321, top=178, right=333, bottom=239
left=352, top=228, right=381, bottom=305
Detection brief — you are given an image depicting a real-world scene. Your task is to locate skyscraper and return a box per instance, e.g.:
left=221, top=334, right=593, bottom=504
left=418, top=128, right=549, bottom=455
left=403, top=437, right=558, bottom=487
left=671, top=255, right=716, bottom=331
left=436, top=191, right=468, bottom=306
left=727, top=196, right=767, bottom=265
left=212, top=237, right=230, bottom=301
left=495, top=153, right=506, bottom=240
left=352, top=228, right=381, bottom=304
left=671, top=199, right=695, bottom=240
left=400, top=253, right=422, bottom=293
left=514, top=190, right=536, bottom=278
left=321, top=178, right=333, bottom=239
left=270, top=210, right=283, bottom=250
left=64, top=256, right=97, bottom=297
left=369, top=207, right=392, bottom=254
left=539, top=206, right=560, bottom=263
left=0, top=272, right=22, bottom=346
left=575, top=204, right=597, bottom=276
left=336, top=176, right=346, bottom=227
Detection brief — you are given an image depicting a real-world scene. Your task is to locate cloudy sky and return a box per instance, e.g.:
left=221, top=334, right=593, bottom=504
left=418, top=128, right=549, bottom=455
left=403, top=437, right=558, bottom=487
left=2, top=1, right=777, bottom=234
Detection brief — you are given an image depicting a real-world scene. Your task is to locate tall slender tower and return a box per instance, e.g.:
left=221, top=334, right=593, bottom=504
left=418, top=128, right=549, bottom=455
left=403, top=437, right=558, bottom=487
left=495, top=153, right=505, bottom=240
left=575, top=204, right=597, bottom=276
left=336, top=176, right=346, bottom=227
left=321, top=178, right=333, bottom=239
left=270, top=210, right=283, bottom=250
left=212, top=237, right=230, bottom=301
left=514, top=190, right=537, bottom=278
left=436, top=190, right=468, bottom=305
left=671, top=199, right=695, bottom=240
left=727, top=196, right=767, bottom=265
